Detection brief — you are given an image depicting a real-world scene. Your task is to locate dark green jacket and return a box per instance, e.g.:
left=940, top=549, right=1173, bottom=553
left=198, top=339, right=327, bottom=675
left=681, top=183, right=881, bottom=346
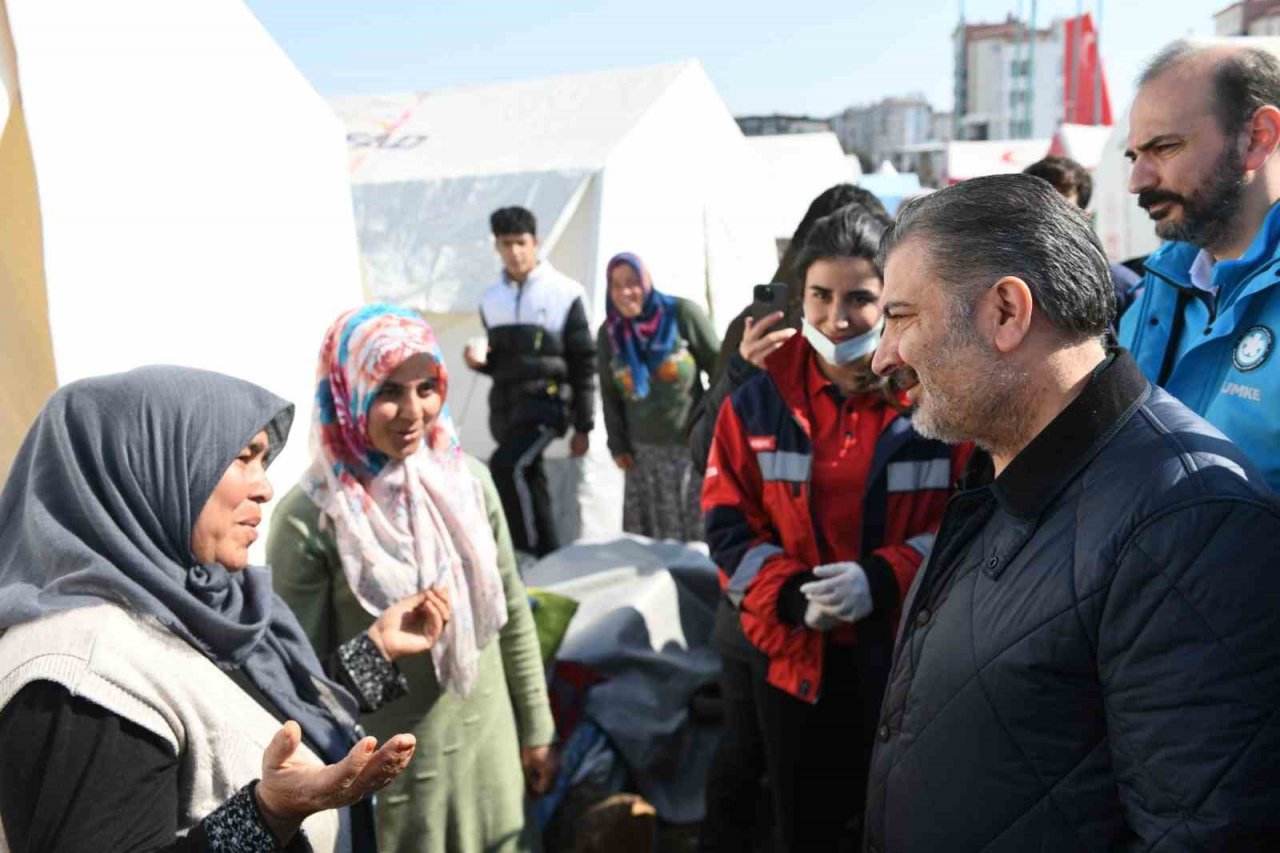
left=596, top=296, right=719, bottom=456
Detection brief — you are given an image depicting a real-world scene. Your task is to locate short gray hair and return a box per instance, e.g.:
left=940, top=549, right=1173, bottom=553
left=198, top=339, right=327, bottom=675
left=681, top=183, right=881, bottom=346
left=1140, top=40, right=1280, bottom=137
left=878, top=174, right=1114, bottom=340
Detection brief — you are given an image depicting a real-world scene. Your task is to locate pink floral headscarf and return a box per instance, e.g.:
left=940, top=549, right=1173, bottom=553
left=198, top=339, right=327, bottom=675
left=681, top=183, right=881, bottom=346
left=302, top=304, right=507, bottom=696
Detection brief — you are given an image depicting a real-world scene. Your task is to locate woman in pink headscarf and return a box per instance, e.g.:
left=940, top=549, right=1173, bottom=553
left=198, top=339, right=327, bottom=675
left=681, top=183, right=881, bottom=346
left=268, top=304, right=557, bottom=853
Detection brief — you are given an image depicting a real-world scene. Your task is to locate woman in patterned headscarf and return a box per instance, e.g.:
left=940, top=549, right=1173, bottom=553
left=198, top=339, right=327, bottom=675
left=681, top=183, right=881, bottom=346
left=597, top=253, right=720, bottom=541
left=268, top=304, right=556, bottom=853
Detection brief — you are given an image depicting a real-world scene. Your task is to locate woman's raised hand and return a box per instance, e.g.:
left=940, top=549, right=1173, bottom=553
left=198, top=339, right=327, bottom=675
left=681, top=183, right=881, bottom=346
left=367, top=587, right=452, bottom=662
left=739, top=311, right=797, bottom=368
left=255, top=720, right=416, bottom=843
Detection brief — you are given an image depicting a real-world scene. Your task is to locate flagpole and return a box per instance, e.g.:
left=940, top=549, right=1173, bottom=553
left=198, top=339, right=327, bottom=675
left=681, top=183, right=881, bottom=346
left=1015, top=0, right=1027, bottom=138
left=1072, top=0, right=1083, bottom=123
left=957, top=0, right=966, bottom=139
left=1028, top=0, right=1038, bottom=137
left=1094, top=0, right=1103, bottom=125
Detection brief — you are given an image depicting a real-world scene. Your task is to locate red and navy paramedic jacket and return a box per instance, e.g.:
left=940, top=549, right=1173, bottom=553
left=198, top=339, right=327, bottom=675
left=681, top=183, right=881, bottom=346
left=702, top=334, right=968, bottom=703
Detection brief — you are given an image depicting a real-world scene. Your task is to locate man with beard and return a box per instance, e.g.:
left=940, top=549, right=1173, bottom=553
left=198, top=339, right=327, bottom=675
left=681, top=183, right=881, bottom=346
left=862, top=173, right=1280, bottom=852
left=1119, top=41, right=1280, bottom=491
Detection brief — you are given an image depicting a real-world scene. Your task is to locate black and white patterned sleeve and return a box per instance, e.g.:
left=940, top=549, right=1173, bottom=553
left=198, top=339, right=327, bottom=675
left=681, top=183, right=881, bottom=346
left=197, top=782, right=312, bottom=852
left=333, top=632, right=410, bottom=713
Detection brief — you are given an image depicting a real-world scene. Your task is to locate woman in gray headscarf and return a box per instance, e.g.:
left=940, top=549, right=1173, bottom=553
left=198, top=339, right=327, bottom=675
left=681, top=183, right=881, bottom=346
left=0, top=365, right=451, bottom=852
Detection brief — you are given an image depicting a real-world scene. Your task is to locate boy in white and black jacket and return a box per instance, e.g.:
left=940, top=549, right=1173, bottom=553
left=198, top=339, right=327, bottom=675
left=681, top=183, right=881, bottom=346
left=465, top=206, right=595, bottom=557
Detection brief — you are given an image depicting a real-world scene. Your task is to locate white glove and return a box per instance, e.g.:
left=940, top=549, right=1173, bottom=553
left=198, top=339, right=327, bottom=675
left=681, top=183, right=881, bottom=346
left=802, top=599, right=844, bottom=632
left=799, top=561, right=873, bottom=625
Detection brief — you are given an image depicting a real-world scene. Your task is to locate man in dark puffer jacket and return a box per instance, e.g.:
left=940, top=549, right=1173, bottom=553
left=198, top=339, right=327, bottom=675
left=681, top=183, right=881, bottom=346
left=864, top=174, right=1280, bottom=852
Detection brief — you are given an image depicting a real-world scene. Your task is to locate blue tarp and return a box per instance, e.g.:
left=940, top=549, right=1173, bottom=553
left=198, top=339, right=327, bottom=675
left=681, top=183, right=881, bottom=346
left=859, top=171, right=923, bottom=215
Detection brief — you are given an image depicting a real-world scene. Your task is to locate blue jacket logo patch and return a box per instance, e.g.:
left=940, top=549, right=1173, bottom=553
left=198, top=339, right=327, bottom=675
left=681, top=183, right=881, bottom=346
left=1233, top=326, right=1274, bottom=372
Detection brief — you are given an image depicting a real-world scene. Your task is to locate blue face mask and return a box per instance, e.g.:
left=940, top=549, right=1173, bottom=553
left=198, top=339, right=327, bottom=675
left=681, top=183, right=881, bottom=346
left=802, top=317, right=884, bottom=365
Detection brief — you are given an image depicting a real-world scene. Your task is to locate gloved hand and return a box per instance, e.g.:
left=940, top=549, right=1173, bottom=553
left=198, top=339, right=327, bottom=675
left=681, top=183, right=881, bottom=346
left=799, top=561, right=873, bottom=626
left=802, top=600, right=844, bottom=632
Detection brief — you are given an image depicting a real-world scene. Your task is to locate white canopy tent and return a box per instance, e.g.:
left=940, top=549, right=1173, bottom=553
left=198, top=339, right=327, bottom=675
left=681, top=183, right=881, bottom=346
left=334, top=61, right=777, bottom=541
left=0, top=0, right=366, bottom=548
left=746, top=131, right=859, bottom=251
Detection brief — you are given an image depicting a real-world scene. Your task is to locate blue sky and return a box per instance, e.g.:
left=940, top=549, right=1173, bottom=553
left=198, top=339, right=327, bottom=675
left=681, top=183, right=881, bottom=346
left=244, top=0, right=1221, bottom=117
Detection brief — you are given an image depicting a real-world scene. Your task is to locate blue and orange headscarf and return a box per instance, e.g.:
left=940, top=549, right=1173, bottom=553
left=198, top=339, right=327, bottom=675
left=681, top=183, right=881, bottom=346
left=605, top=253, right=678, bottom=400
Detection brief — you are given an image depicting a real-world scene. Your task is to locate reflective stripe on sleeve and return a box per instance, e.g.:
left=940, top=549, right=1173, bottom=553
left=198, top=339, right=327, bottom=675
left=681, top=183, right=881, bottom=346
left=726, top=542, right=784, bottom=607
left=757, top=451, right=812, bottom=483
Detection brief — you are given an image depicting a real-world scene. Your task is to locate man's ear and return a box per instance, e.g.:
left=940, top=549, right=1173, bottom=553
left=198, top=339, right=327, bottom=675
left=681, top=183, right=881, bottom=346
left=1244, top=104, right=1280, bottom=172
left=986, top=276, right=1034, bottom=354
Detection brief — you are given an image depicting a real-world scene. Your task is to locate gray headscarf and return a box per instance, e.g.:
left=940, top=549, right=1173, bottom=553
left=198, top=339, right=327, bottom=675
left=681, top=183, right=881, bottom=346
left=0, top=365, right=361, bottom=763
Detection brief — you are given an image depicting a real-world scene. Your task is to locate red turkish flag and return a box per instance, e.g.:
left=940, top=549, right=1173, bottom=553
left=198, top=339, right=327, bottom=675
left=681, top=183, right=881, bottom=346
left=1063, top=13, right=1113, bottom=125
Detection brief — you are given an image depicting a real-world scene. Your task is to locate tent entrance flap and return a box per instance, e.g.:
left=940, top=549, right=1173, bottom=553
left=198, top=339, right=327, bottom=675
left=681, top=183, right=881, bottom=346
left=0, top=0, right=57, bottom=482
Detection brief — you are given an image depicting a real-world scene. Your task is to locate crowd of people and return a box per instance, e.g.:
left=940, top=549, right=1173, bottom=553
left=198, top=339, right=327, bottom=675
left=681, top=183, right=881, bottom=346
left=1, top=36, right=1280, bottom=853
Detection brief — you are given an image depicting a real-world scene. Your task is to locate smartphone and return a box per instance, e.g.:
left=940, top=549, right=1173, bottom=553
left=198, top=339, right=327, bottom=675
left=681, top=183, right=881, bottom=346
left=749, top=283, right=790, bottom=324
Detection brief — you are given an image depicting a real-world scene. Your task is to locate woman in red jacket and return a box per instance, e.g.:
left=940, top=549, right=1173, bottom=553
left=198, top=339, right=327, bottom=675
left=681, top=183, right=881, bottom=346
left=699, top=205, right=969, bottom=851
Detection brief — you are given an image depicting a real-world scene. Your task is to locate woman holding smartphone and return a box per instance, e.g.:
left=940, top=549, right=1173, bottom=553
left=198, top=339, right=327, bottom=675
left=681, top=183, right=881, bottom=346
left=687, top=184, right=889, bottom=476
left=699, top=206, right=969, bottom=850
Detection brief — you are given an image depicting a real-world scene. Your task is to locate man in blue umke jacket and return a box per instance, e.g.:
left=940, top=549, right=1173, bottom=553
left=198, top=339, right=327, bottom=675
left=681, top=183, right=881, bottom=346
left=1119, top=40, right=1280, bottom=491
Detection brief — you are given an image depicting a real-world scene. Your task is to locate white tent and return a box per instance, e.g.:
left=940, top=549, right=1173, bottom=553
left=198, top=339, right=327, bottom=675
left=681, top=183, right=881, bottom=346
left=944, top=138, right=1051, bottom=184
left=846, top=155, right=865, bottom=183
left=333, top=61, right=777, bottom=541
left=1049, top=123, right=1113, bottom=171
left=0, top=0, right=366, bottom=547
left=746, top=131, right=858, bottom=251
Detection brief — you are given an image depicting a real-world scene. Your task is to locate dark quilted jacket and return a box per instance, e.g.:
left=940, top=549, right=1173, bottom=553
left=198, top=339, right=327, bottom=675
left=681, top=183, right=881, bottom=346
left=864, top=351, right=1280, bottom=853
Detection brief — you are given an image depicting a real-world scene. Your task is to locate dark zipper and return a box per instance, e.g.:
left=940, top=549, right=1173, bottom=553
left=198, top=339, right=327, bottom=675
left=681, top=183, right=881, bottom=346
left=1156, top=288, right=1190, bottom=387
left=1144, top=267, right=1204, bottom=387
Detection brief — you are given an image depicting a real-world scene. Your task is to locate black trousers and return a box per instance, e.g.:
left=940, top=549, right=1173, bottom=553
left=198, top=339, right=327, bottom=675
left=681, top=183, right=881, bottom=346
left=700, top=645, right=865, bottom=853
left=489, top=422, right=560, bottom=557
